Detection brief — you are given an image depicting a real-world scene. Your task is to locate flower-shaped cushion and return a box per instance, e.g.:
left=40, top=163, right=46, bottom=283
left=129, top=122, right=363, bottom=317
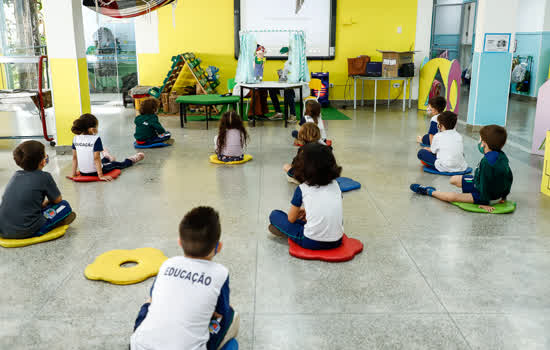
left=288, top=234, right=364, bottom=262
left=67, top=169, right=121, bottom=182
left=0, top=225, right=69, bottom=248
left=209, top=154, right=253, bottom=165
left=85, top=248, right=168, bottom=285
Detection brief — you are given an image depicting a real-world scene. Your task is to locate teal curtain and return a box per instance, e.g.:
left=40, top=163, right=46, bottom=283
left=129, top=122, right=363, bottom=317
left=287, top=31, right=310, bottom=83
left=235, top=32, right=257, bottom=83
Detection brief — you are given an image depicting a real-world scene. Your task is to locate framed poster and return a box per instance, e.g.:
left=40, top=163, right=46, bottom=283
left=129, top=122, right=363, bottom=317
left=483, top=33, right=511, bottom=53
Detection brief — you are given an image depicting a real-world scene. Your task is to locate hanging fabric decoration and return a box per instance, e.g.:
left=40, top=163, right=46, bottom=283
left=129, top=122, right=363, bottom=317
left=83, top=0, right=176, bottom=19
left=235, top=32, right=257, bottom=84
left=287, top=31, right=310, bottom=83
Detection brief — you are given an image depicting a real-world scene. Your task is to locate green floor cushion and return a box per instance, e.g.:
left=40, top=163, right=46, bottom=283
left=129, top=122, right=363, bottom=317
left=451, top=201, right=516, bottom=214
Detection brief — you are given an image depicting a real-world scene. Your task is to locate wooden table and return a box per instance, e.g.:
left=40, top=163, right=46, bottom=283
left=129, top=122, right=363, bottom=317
left=176, top=94, right=240, bottom=130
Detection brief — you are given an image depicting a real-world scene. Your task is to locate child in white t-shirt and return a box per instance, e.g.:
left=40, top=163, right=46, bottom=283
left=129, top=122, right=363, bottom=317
left=416, top=96, right=446, bottom=146
left=292, top=100, right=327, bottom=143
left=71, top=114, right=145, bottom=181
left=417, top=111, right=468, bottom=173
left=131, top=206, right=239, bottom=350
left=270, top=142, right=344, bottom=249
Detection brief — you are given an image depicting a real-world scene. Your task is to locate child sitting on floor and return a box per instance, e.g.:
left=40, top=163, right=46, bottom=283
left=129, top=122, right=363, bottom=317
left=131, top=206, right=240, bottom=350
left=71, top=114, right=145, bottom=181
left=214, top=111, right=249, bottom=162
left=134, top=97, right=171, bottom=146
left=270, top=143, right=344, bottom=249
left=0, top=141, right=76, bottom=239
left=284, top=122, right=324, bottom=184
left=416, top=96, right=446, bottom=146
left=292, top=100, right=327, bottom=143
left=417, top=111, right=468, bottom=173
left=411, top=125, right=513, bottom=213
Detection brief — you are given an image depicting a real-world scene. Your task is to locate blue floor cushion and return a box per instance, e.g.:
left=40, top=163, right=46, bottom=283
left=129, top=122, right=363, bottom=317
left=336, top=177, right=361, bottom=192
left=134, top=141, right=172, bottom=149
left=423, top=166, right=473, bottom=176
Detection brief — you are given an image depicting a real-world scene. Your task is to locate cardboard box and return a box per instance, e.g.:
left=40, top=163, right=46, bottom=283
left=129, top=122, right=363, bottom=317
left=377, top=50, right=415, bottom=78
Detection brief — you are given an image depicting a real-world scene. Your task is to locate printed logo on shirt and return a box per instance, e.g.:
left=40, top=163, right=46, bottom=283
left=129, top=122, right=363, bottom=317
left=164, top=266, right=212, bottom=286
left=43, top=208, right=56, bottom=219
left=209, top=319, right=221, bottom=334
left=143, top=122, right=149, bottom=125
left=73, top=142, right=95, bottom=147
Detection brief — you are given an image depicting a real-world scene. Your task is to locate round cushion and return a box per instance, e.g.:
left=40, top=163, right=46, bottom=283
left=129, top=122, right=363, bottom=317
left=452, top=201, right=517, bottom=214
left=84, top=248, right=168, bottom=285
left=0, top=225, right=69, bottom=248
left=209, top=154, right=253, bottom=165
left=67, top=169, right=122, bottom=182
left=288, top=234, right=364, bottom=262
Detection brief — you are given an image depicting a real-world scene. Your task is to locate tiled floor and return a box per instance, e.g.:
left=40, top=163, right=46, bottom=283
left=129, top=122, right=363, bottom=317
left=1, top=100, right=549, bottom=349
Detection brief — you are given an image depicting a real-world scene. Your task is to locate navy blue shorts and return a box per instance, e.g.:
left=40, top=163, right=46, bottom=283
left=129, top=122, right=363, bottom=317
left=461, top=175, right=488, bottom=205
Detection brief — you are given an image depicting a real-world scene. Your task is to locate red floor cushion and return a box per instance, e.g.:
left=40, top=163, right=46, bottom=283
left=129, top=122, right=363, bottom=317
left=67, top=169, right=121, bottom=182
left=288, top=234, right=363, bottom=262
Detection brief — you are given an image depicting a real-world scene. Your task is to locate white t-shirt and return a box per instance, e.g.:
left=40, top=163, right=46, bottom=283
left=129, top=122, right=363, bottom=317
left=72, top=134, right=104, bottom=174
left=291, top=180, right=343, bottom=242
left=430, top=129, right=468, bottom=173
left=304, top=115, right=327, bottom=140
left=131, top=256, right=230, bottom=350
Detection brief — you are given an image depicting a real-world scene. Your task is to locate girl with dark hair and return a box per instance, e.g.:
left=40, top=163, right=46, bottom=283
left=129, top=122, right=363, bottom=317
left=214, top=111, right=249, bottom=162
left=71, top=113, right=145, bottom=181
left=269, top=143, right=344, bottom=250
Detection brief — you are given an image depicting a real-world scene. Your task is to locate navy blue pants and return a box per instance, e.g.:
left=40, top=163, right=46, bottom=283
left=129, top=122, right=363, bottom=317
left=80, top=157, right=133, bottom=176
left=37, top=200, right=73, bottom=236
left=269, top=89, right=296, bottom=117
left=417, top=149, right=437, bottom=169
left=137, top=132, right=171, bottom=145
left=421, top=134, right=431, bottom=146
left=269, top=209, right=342, bottom=250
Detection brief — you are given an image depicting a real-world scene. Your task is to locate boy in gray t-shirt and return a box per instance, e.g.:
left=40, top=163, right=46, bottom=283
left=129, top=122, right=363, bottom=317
left=0, top=141, right=76, bottom=239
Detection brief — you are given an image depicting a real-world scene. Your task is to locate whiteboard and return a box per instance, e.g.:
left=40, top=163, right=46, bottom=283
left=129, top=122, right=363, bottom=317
left=235, top=0, right=336, bottom=60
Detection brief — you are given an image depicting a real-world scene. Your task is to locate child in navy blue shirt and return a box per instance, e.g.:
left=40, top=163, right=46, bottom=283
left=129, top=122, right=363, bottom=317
left=417, top=96, right=446, bottom=146
left=411, top=125, right=513, bottom=213
left=131, top=207, right=239, bottom=350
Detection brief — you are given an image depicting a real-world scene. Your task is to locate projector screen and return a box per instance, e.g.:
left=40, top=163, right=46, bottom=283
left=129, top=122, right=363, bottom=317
left=234, top=0, right=336, bottom=60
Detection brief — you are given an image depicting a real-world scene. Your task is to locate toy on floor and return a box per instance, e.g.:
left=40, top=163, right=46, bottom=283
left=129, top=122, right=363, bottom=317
left=336, top=177, right=361, bottom=192
left=0, top=225, right=69, bottom=248
left=423, top=166, right=473, bottom=176
left=134, top=141, right=173, bottom=149
left=294, top=139, right=332, bottom=147
left=288, top=234, right=363, bottom=262
left=209, top=154, right=253, bottom=165
left=452, top=201, right=516, bottom=214
left=85, top=248, right=168, bottom=285
left=67, top=169, right=122, bottom=182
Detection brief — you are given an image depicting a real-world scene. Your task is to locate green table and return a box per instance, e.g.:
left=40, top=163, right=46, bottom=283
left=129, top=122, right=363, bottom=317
left=176, top=95, right=240, bottom=130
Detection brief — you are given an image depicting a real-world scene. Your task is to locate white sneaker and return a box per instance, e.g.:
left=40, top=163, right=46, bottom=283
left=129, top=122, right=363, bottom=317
left=129, top=152, right=145, bottom=163
left=216, top=311, right=240, bottom=350
left=287, top=115, right=297, bottom=123
left=269, top=112, right=283, bottom=120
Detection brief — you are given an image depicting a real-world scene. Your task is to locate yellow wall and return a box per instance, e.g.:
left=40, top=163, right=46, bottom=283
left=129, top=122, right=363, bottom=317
left=50, top=57, right=91, bottom=146
left=138, top=0, right=418, bottom=100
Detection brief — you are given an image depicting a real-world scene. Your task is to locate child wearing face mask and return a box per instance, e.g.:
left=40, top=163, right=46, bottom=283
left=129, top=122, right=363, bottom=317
left=411, top=125, right=513, bottom=213
left=417, top=111, right=468, bottom=173
left=417, top=96, right=447, bottom=146
left=71, top=113, right=145, bottom=181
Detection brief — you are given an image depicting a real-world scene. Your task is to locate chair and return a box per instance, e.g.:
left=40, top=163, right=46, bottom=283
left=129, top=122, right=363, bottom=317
left=226, top=78, right=250, bottom=116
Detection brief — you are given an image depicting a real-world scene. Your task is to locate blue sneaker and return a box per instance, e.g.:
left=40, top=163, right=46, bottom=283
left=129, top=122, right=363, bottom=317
left=410, top=184, right=436, bottom=196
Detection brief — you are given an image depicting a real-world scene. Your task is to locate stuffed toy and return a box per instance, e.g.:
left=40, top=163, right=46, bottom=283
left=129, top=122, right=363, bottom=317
left=254, top=45, right=266, bottom=82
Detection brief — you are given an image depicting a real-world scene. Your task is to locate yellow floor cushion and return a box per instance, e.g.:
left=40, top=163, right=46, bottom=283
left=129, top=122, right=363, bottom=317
left=209, top=154, right=253, bottom=164
left=0, top=225, right=69, bottom=248
left=85, top=248, right=168, bottom=285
